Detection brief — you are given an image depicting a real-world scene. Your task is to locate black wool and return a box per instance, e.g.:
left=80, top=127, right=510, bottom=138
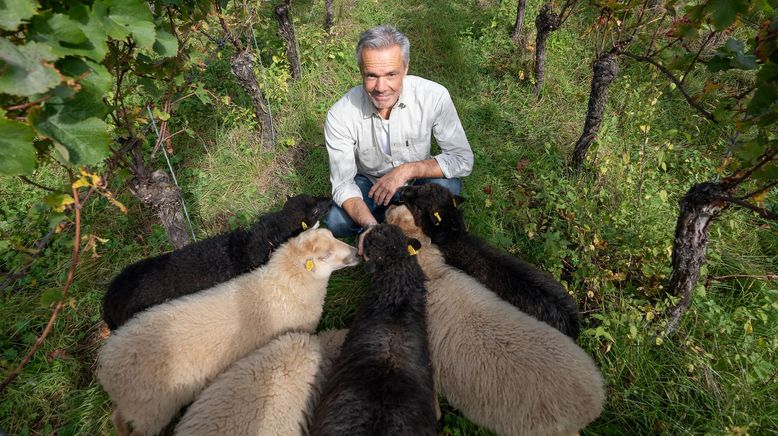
left=398, top=184, right=581, bottom=339
left=310, top=224, right=436, bottom=436
left=102, top=194, right=330, bottom=330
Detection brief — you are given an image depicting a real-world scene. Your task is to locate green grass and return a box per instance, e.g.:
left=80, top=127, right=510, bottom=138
left=2, top=0, right=777, bottom=434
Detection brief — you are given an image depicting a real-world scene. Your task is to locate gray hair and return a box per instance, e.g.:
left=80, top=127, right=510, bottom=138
left=355, top=25, right=410, bottom=70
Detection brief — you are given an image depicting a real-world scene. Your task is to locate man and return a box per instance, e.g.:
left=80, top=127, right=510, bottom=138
left=324, top=25, right=473, bottom=244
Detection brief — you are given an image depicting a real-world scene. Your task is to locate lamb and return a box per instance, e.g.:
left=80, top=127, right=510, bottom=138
left=173, top=332, right=326, bottom=436
left=397, top=184, right=580, bottom=339
left=102, top=194, right=331, bottom=330
left=97, top=225, right=360, bottom=436
left=309, top=224, right=437, bottom=436
left=387, top=205, right=605, bottom=436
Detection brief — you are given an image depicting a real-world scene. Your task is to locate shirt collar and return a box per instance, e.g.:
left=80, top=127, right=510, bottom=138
left=360, top=76, right=411, bottom=119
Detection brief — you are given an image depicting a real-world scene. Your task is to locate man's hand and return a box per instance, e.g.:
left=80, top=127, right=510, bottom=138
left=357, top=224, right=376, bottom=257
left=369, top=166, right=409, bottom=206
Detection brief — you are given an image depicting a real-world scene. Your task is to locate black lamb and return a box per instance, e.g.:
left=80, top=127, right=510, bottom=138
left=397, top=184, right=580, bottom=339
left=309, top=224, right=436, bottom=436
left=102, top=194, right=330, bottom=330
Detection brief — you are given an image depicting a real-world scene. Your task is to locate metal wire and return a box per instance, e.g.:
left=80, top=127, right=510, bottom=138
left=146, top=105, right=197, bottom=243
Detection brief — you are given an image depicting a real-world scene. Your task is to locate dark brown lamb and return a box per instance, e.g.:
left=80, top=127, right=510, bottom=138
left=398, top=184, right=580, bottom=339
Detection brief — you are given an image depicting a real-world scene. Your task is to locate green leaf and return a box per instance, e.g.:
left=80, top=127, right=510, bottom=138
left=95, top=0, right=155, bottom=49
left=0, top=110, right=37, bottom=176
left=30, top=104, right=110, bottom=166
left=57, top=58, right=112, bottom=118
left=0, top=0, right=39, bottom=31
left=0, top=38, right=61, bottom=97
left=153, top=29, right=178, bottom=57
left=39, top=288, right=63, bottom=307
left=746, top=83, right=778, bottom=116
left=68, top=2, right=109, bottom=62
left=707, top=0, right=748, bottom=30
left=29, top=12, right=89, bottom=59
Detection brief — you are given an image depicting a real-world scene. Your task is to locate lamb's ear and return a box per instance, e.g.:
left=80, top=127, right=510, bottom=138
left=453, top=195, right=465, bottom=207
left=430, top=210, right=443, bottom=225
left=407, top=238, right=422, bottom=256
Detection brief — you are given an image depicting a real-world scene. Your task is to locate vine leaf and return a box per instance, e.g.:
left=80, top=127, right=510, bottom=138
left=95, top=0, right=155, bottom=50
left=0, top=38, right=61, bottom=97
left=68, top=2, right=109, bottom=62
left=153, top=29, right=178, bottom=58
left=30, top=104, right=110, bottom=166
left=0, top=0, right=40, bottom=31
left=0, top=110, right=37, bottom=176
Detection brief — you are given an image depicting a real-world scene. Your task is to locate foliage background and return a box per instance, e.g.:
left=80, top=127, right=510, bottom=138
left=1, top=0, right=776, bottom=434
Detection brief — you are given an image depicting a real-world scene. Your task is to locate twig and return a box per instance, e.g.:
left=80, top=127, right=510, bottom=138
left=3, top=96, right=50, bottom=111
left=726, top=149, right=778, bottom=186
left=711, top=274, right=778, bottom=281
left=680, top=31, right=716, bottom=86
left=738, top=180, right=778, bottom=201
left=18, top=176, right=58, bottom=193
left=620, top=51, right=717, bottom=122
left=0, top=227, right=58, bottom=292
left=720, top=197, right=778, bottom=220
left=0, top=173, right=83, bottom=394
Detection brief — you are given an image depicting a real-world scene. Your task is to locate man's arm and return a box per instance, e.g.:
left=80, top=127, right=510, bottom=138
left=368, top=159, right=443, bottom=206
left=342, top=197, right=379, bottom=229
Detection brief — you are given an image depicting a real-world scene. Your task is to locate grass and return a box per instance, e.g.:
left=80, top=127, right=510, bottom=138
left=2, top=0, right=777, bottom=434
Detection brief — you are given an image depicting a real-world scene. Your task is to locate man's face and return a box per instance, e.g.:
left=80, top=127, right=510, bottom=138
left=360, top=45, right=408, bottom=116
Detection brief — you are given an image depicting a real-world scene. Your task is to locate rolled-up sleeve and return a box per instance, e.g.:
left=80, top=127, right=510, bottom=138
left=325, top=110, right=362, bottom=207
left=431, top=90, right=473, bottom=178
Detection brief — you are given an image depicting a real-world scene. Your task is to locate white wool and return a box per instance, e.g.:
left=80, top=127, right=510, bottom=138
left=387, top=205, right=605, bottom=435
left=98, top=229, right=357, bottom=436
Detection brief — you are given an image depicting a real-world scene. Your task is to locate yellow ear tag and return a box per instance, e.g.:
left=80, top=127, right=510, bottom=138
left=407, top=245, right=418, bottom=256
left=452, top=198, right=457, bottom=208
left=301, top=221, right=308, bottom=230
left=433, top=211, right=442, bottom=225
left=305, top=260, right=315, bottom=271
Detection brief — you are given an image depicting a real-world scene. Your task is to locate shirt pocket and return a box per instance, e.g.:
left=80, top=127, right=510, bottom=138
left=357, top=144, right=386, bottom=173
left=406, top=135, right=432, bottom=161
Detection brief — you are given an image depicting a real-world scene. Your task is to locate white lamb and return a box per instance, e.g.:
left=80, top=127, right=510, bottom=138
left=97, top=226, right=360, bottom=436
left=173, top=332, right=325, bottom=435
left=387, top=205, right=605, bottom=436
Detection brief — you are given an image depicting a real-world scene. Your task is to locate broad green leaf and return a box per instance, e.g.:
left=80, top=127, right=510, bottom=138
left=29, top=12, right=87, bottom=58
left=57, top=58, right=112, bottom=118
left=31, top=104, right=110, bottom=166
left=39, top=288, right=63, bottom=307
left=0, top=0, right=39, bottom=31
left=0, top=38, right=61, bottom=96
left=707, top=0, right=748, bottom=31
left=68, top=2, right=109, bottom=62
left=746, top=83, right=778, bottom=116
left=0, top=111, right=37, bottom=176
left=96, top=0, right=155, bottom=49
left=153, top=29, right=178, bottom=57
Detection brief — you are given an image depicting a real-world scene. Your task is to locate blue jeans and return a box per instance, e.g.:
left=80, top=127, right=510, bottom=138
left=325, top=174, right=462, bottom=237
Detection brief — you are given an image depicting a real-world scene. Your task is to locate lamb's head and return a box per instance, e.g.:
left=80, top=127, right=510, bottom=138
left=282, top=194, right=332, bottom=232
left=362, top=224, right=422, bottom=274
left=386, top=205, right=429, bottom=246
left=292, top=224, right=360, bottom=279
left=396, top=184, right=466, bottom=240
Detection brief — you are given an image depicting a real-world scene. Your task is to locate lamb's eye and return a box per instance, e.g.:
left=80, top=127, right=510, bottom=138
left=318, top=251, right=332, bottom=260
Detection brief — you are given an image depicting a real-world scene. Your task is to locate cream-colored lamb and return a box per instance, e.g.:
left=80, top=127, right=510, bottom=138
left=98, top=226, right=360, bottom=436
left=387, top=205, right=605, bottom=436
left=173, top=332, right=324, bottom=435
left=175, top=329, right=351, bottom=436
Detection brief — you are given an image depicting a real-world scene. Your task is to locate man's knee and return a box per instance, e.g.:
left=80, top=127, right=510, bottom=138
left=325, top=204, right=361, bottom=238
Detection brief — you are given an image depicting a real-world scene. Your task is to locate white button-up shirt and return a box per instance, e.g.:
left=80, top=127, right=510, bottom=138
left=325, top=75, right=474, bottom=207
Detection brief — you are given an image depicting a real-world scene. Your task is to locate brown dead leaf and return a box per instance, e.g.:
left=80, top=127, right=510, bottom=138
left=46, top=348, right=70, bottom=362
left=515, top=159, right=529, bottom=173
left=483, top=184, right=493, bottom=195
